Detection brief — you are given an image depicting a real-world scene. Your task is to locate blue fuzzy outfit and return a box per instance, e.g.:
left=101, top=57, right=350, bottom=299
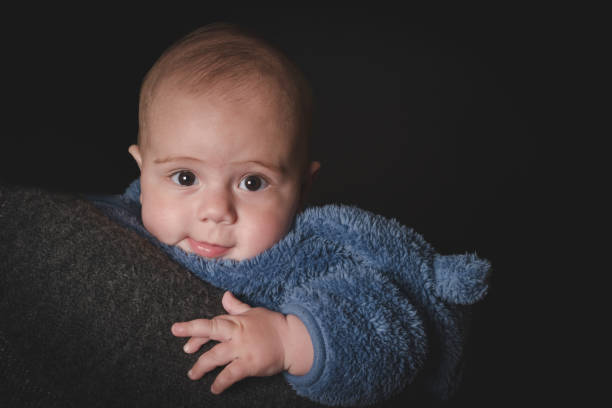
left=91, top=180, right=491, bottom=406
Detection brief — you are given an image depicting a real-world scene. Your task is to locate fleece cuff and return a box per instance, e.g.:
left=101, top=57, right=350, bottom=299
left=279, top=302, right=326, bottom=391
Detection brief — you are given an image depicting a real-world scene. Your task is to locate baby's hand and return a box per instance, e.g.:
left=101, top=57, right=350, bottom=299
left=171, top=291, right=312, bottom=394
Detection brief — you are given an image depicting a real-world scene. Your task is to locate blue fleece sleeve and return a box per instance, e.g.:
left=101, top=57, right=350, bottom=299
left=279, top=267, right=428, bottom=407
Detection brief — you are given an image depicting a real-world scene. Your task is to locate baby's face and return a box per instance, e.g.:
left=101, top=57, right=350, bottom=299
left=130, top=86, right=315, bottom=261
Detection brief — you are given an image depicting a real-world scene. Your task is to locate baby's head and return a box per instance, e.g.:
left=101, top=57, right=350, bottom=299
left=129, top=23, right=320, bottom=261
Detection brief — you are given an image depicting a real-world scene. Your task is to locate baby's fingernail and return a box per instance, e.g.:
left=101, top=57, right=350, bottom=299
left=187, top=369, right=194, bottom=379
left=183, top=343, right=190, bottom=353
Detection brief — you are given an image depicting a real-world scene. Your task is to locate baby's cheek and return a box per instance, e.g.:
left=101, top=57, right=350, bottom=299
left=141, top=200, right=181, bottom=244
left=245, top=210, right=294, bottom=256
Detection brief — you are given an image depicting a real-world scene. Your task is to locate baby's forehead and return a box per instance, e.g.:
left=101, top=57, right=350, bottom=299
left=145, top=82, right=308, bottom=163
left=155, top=76, right=300, bottom=129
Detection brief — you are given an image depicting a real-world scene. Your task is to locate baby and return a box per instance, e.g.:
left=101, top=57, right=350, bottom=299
left=128, top=22, right=319, bottom=391
left=93, top=22, right=490, bottom=406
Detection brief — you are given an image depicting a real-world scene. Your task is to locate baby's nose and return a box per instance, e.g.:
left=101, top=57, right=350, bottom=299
left=196, top=187, right=237, bottom=224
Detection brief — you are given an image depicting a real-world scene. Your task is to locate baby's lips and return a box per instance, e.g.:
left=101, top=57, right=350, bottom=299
left=187, top=237, right=232, bottom=258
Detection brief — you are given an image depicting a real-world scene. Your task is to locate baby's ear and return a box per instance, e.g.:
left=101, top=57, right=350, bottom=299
left=128, top=145, right=143, bottom=204
left=128, top=145, right=143, bottom=170
left=433, top=253, right=491, bottom=305
left=305, top=161, right=321, bottom=186
left=308, top=161, right=321, bottom=179
left=299, top=161, right=321, bottom=204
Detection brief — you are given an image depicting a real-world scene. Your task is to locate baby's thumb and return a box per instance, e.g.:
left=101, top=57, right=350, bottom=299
left=222, top=291, right=252, bottom=315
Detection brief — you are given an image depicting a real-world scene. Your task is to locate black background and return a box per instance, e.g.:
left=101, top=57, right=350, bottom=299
left=3, top=4, right=600, bottom=406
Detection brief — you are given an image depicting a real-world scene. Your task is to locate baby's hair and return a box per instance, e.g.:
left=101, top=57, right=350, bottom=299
left=138, top=22, right=313, bottom=148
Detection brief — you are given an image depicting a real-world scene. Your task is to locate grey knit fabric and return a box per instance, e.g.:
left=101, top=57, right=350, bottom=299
left=0, top=186, right=324, bottom=407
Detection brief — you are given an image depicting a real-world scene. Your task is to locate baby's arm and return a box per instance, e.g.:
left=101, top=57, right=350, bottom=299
left=171, top=291, right=313, bottom=394
left=278, top=267, right=428, bottom=406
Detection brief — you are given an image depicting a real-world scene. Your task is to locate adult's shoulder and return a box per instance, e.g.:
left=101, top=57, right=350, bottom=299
left=0, top=185, right=327, bottom=408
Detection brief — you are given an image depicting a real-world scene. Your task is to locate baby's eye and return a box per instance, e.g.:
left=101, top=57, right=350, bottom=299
left=171, top=170, right=198, bottom=186
left=238, top=175, right=268, bottom=192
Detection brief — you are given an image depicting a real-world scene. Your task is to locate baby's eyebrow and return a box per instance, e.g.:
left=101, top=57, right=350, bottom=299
left=153, top=156, right=201, bottom=164
left=232, top=160, right=286, bottom=174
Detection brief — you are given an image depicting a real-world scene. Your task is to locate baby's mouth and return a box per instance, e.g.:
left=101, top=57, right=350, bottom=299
left=186, top=237, right=232, bottom=258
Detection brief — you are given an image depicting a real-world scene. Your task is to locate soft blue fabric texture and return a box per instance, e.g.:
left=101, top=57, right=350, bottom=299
left=90, top=179, right=491, bottom=406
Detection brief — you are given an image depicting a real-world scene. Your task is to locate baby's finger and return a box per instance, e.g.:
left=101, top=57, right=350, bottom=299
left=172, top=317, right=235, bottom=341
left=183, top=336, right=210, bottom=354
left=188, top=342, right=235, bottom=380
left=210, top=359, right=251, bottom=394
left=222, top=291, right=252, bottom=315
